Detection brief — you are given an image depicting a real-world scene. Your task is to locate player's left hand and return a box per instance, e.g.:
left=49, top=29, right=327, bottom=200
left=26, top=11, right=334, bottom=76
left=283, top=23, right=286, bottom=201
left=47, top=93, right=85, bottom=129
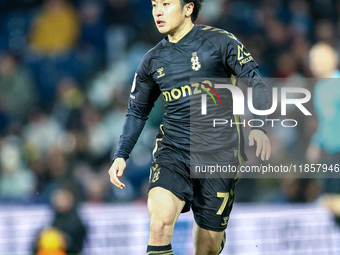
left=249, top=129, right=271, bottom=161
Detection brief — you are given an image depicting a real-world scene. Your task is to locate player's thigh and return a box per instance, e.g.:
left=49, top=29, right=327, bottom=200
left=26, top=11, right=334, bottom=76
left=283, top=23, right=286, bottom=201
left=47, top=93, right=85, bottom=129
left=193, top=221, right=225, bottom=255
left=148, top=186, right=186, bottom=226
left=148, top=153, right=194, bottom=213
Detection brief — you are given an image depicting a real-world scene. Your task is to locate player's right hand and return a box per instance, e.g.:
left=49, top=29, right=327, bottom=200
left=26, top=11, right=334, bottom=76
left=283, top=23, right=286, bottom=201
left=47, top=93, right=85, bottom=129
left=108, top=158, right=126, bottom=189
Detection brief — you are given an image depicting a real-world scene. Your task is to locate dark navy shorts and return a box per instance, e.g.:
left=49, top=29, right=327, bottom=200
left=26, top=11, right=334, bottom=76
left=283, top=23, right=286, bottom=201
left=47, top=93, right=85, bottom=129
left=148, top=146, right=237, bottom=232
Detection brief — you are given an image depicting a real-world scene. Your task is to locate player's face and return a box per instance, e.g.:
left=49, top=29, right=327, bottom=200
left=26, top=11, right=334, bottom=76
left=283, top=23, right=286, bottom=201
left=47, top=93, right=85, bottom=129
left=152, top=0, right=189, bottom=36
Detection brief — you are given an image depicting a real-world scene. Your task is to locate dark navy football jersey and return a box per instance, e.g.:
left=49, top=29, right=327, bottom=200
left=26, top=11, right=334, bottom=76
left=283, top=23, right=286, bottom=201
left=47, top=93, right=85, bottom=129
left=125, top=25, right=264, bottom=164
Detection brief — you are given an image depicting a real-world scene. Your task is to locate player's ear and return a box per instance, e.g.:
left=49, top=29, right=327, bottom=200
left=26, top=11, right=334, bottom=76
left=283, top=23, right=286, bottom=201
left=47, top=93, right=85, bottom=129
left=184, top=2, right=194, bottom=18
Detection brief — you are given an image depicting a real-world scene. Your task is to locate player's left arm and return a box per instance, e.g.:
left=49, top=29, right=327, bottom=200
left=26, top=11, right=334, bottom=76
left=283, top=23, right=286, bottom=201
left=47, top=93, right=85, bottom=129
left=222, top=32, right=271, bottom=160
left=241, top=69, right=271, bottom=161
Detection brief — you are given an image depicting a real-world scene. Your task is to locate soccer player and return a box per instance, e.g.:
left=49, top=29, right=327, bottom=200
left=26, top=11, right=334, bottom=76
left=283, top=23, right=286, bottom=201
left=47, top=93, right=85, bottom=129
left=109, top=0, right=271, bottom=254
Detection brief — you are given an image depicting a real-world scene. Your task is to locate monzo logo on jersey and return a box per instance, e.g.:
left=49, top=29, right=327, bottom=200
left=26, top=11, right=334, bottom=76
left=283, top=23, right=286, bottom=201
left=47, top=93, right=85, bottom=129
left=162, top=80, right=220, bottom=104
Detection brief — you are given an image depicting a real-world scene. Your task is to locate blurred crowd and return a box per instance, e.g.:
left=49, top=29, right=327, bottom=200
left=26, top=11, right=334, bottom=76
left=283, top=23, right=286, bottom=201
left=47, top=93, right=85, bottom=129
left=0, top=0, right=339, bottom=205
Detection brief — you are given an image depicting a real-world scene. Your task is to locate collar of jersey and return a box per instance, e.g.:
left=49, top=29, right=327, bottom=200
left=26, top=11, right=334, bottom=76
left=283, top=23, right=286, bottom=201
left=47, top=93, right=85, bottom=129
left=162, top=25, right=198, bottom=47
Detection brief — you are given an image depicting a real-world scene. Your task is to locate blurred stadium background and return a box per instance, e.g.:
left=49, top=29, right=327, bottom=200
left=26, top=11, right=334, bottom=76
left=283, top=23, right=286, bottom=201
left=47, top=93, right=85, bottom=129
left=0, top=0, right=339, bottom=254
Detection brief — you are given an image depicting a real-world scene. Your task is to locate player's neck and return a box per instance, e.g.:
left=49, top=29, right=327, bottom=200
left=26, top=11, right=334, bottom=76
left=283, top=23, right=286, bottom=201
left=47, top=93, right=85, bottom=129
left=168, top=22, right=194, bottom=43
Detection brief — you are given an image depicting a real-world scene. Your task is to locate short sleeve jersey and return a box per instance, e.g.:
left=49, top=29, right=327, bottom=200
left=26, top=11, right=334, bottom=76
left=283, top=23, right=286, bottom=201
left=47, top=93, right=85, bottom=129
left=129, top=25, right=258, bottom=164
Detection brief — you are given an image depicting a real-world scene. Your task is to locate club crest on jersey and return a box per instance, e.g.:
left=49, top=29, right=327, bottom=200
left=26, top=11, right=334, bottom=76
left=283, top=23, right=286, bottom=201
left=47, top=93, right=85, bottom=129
left=191, top=52, right=201, bottom=71
left=157, top=67, right=165, bottom=78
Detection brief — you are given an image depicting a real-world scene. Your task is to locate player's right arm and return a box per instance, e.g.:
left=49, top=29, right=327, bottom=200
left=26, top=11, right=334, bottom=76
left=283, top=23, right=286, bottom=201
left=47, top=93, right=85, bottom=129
left=109, top=53, right=160, bottom=189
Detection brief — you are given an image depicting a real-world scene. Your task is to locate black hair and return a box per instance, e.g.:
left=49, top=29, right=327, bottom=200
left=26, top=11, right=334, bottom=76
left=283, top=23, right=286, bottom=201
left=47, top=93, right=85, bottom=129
left=180, top=0, right=204, bottom=22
